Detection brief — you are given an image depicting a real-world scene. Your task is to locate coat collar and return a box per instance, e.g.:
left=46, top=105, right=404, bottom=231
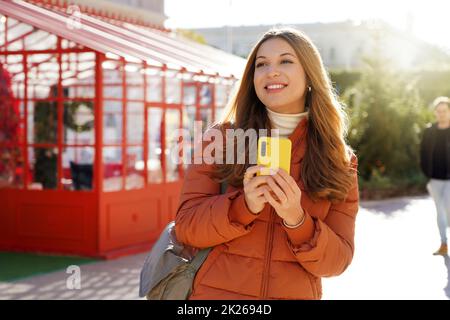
left=288, top=116, right=308, bottom=163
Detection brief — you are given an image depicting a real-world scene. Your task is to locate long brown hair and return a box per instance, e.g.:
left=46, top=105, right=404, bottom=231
left=209, top=27, right=355, bottom=202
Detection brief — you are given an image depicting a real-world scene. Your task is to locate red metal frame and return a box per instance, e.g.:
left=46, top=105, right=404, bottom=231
left=161, top=64, right=167, bottom=184
left=143, top=61, right=149, bottom=185
left=23, top=53, right=29, bottom=189
left=57, top=36, right=63, bottom=190
left=94, top=51, right=103, bottom=194
left=0, top=1, right=240, bottom=258
left=179, top=69, right=185, bottom=179
left=121, top=57, right=126, bottom=190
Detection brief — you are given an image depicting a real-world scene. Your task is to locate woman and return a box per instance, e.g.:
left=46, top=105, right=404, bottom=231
left=175, top=27, right=359, bottom=300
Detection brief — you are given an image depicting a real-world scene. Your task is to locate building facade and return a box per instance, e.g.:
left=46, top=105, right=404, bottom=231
left=191, top=21, right=444, bottom=70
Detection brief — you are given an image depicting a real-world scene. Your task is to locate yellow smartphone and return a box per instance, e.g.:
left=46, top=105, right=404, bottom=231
left=257, top=137, right=291, bottom=175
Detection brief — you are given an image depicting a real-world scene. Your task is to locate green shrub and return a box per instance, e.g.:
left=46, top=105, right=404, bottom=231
left=339, top=52, right=435, bottom=198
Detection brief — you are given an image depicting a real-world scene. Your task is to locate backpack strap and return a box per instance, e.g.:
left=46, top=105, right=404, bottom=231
left=190, top=247, right=212, bottom=270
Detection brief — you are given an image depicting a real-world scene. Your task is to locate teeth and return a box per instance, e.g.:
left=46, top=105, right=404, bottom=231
left=266, top=84, right=286, bottom=89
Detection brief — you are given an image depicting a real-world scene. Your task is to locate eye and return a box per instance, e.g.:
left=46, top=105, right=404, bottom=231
left=281, top=59, right=293, bottom=64
left=255, top=62, right=266, bottom=68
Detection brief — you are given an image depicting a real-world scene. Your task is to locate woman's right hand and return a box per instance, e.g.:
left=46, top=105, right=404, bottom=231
left=243, top=165, right=271, bottom=214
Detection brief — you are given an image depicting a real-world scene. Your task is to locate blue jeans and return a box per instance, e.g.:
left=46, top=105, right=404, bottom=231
left=427, top=179, right=450, bottom=244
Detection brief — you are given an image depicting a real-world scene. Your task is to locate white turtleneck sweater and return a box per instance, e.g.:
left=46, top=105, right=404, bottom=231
left=266, top=108, right=308, bottom=138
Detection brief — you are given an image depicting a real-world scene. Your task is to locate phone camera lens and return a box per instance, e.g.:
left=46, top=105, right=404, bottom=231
left=261, top=141, right=266, bottom=156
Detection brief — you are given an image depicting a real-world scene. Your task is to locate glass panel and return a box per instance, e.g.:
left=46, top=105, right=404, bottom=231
left=28, top=78, right=53, bottom=99
left=183, top=84, right=196, bottom=105
left=74, top=83, right=95, bottom=99
left=146, top=74, right=162, bottom=102
left=103, top=62, right=123, bottom=99
left=13, top=84, right=23, bottom=101
left=165, top=108, right=180, bottom=182
left=28, top=147, right=58, bottom=190
left=166, top=76, right=181, bottom=104
left=182, top=105, right=196, bottom=170
left=6, top=54, right=25, bottom=99
left=62, top=147, right=94, bottom=191
left=0, top=146, right=24, bottom=189
left=215, top=106, right=225, bottom=122
left=61, top=39, right=72, bottom=50
left=200, top=107, right=212, bottom=131
left=64, top=101, right=95, bottom=145
left=127, top=102, right=144, bottom=144
left=126, top=146, right=144, bottom=190
left=103, top=146, right=122, bottom=192
left=0, top=19, right=5, bottom=48
left=200, top=84, right=212, bottom=106
left=103, top=101, right=122, bottom=144
left=215, top=83, right=228, bottom=106
left=24, top=30, right=57, bottom=51
left=5, top=55, right=24, bottom=76
left=62, top=52, right=96, bottom=99
left=6, top=19, right=31, bottom=51
left=28, top=100, right=58, bottom=144
left=126, top=64, right=144, bottom=100
left=27, top=54, right=58, bottom=100
left=182, top=105, right=196, bottom=136
left=147, top=108, right=162, bottom=183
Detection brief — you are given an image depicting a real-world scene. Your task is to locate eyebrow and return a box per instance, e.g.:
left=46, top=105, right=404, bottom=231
left=256, top=53, right=295, bottom=60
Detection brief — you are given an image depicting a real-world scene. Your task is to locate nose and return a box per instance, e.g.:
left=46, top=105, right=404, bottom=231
left=266, top=65, right=280, bottom=78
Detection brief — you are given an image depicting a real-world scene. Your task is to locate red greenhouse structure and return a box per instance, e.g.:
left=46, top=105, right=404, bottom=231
left=0, top=0, right=244, bottom=258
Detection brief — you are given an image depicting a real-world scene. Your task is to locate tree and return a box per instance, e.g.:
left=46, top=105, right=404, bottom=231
left=344, top=45, right=431, bottom=194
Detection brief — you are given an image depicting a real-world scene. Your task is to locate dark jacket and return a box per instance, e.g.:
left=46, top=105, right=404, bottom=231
left=420, top=123, right=450, bottom=179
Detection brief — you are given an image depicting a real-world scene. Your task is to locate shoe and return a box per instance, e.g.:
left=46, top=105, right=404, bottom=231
left=433, top=244, right=448, bottom=256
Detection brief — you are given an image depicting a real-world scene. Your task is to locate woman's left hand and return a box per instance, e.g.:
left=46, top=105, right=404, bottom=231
left=263, top=168, right=305, bottom=226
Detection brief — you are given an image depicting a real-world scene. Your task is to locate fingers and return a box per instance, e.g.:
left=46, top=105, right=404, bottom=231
left=263, top=186, right=279, bottom=209
left=266, top=177, right=287, bottom=204
left=246, top=185, right=268, bottom=212
left=253, top=194, right=267, bottom=204
left=274, top=168, right=300, bottom=196
left=243, top=165, right=263, bottom=186
left=244, top=165, right=264, bottom=178
left=244, top=166, right=300, bottom=201
left=249, top=184, right=269, bottom=198
left=245, top=175, right=270, bottom=191
left=269, top=173, right=293, bottom=199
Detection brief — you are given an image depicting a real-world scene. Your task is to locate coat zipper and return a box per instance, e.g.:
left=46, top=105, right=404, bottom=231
left=260, top=208, right=275, bottom=299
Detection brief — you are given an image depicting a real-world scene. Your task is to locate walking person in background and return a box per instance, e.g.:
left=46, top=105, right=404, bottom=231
left=174, top=27, right=359, bottom=300
left=420, top=97, right=450, bottom=256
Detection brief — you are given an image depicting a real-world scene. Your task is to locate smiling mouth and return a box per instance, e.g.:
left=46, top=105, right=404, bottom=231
left=265, top=84, right=288, bottom=93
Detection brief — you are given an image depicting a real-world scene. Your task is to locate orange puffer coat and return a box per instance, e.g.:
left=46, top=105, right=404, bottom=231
left=175, top=118, right=359, bottom=300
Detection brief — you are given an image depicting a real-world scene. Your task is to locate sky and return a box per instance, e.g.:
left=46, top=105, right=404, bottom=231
left=165, top=0, right=450, bottom=50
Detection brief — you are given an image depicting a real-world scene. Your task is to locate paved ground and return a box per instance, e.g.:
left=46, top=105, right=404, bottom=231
left=322, top=195, right=449, bottom=300
left=0, top=251, right=145, bottom=300
left=1, top=195, right=449, bottom=300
